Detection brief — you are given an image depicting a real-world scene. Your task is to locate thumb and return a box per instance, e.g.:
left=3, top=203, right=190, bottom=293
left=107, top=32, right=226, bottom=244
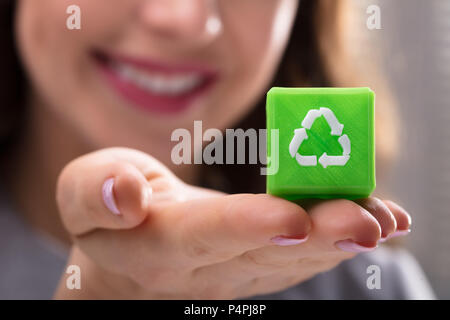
left=56, top=148, right=172, bottom=236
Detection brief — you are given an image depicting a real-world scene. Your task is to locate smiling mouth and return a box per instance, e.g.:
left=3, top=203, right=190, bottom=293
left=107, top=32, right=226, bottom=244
left=92, top=50, right=218, bottom=114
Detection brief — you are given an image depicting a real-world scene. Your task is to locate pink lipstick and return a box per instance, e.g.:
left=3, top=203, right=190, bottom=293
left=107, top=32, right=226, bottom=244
left=93, top=50, right=218, bottom=114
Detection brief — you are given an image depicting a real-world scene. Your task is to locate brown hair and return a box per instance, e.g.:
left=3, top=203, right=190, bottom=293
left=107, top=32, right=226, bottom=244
left=0, top=0, right=26, bottom=154
left=0, top=0, right=398, bottom=195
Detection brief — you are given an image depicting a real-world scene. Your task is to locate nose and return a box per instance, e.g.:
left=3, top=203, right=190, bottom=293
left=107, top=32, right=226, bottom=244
left=138, top=0, right=222, bottom=45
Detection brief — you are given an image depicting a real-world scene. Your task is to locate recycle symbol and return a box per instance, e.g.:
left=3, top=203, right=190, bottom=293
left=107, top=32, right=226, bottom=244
left=289, top=107, right=351, bottom=168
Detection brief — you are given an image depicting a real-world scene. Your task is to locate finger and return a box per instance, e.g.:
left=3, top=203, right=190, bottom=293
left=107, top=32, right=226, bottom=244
left=57, top=150, right=153, bottom=236
left=307, top=199, right=382, bottom=251
left=380, top=200, right=412, bottom=242
left=383, top=200, right=412, bottom=231
left=355, top=197, right=397, bottom=240
left=98, top=147, right=176, bottom=181
left=72, top=193, right=312, bottom=285
left=147, top=193, right=312, bottom=266
left=240, top=198, right=382, bottom=262
left=190, top=199, right=382, bottom=282
left=236, top=253, right=344, bottom=298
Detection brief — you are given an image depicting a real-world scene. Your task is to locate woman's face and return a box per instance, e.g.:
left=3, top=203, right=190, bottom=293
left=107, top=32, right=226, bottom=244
left=16, top=0, right=298, bottom=167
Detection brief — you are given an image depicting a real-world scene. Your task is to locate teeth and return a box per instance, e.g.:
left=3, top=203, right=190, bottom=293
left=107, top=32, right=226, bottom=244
left=112, top=62, right=203, bottom=96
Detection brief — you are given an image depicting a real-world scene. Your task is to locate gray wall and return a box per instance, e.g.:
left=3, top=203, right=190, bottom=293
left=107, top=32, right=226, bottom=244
left=351, top=0, right=450, bottom=298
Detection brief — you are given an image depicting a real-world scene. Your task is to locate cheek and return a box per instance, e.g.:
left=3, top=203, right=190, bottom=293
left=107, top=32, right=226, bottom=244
left=15, top=0, right=139, bottom=141
left=16, top=0, right=133, bottom=92
left=16, top=0, right=99, bottom=138
left=214, top=0, right=297, bottom=125
left=17, top=0, right=68, bottom=77
left=17, top=0, right=92, bottom=109
left=233, top=1, right=297, bottom=84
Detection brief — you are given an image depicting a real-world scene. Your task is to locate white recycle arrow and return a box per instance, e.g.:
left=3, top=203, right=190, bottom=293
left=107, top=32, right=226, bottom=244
left=289, top=128, right=317, bottom=166
left=289, top=107, right=350, bottom=168
left=320, top=107, right=344, bottom=136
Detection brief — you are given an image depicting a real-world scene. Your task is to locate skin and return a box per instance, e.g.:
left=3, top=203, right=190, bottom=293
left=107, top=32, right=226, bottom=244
left=7, top=0, right=411, bottom=299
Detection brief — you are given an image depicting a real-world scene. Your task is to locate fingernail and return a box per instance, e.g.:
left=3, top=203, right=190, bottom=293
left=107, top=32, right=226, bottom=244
left=335, top=239, right=377, bottom=253
left=143, top=185, right=153, bottom=208
left=102, top=178, right=120, bottom=215
left=386, top=200, right=412, bottom=227
left=271, top=235, right=309, bottom=246
left=379, top=236, right=389, bottom=243
left=379, top=229, right=411, bottom=242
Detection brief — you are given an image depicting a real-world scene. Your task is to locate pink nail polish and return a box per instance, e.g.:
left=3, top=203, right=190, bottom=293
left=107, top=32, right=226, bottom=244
left=141, top=185, right=153, bottom=208
left=380, top=229, right=411, bottom=243
left=379, top=236, right=389, bottom=243
left=271, top=235, right=309, bottom=246
left=335, top=239, right=377, bottom=253
left=389, top=229, right=411, bottom=238
left=102, top=178, right=121, bottom=215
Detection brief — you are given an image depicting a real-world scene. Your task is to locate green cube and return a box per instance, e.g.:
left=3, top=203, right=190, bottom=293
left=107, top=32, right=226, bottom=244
left=266, top=87, right=375, bottom=200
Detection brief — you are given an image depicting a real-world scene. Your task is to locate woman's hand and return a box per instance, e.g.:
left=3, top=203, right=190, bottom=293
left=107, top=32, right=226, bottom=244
left=54, top=147, right=411, bottom=299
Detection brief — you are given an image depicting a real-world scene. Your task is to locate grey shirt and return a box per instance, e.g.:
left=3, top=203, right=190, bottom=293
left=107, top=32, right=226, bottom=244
left=0, top=191, right=436, bottom=300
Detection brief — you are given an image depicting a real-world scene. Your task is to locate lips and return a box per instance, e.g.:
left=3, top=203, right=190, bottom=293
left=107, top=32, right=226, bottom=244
left=92, top=50, right=218, bottom=114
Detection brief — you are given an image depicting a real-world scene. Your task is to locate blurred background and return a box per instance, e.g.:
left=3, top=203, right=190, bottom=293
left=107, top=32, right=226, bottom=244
left=348, top=0, right=450, bottom=298
left=0, top=0, right=447, bottom=300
